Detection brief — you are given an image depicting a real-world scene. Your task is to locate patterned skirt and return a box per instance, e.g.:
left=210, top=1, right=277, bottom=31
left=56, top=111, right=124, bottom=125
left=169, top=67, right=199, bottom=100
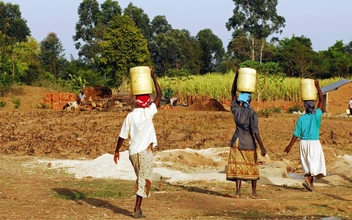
left=129, top=147, right=153, bottom=198
left=226, top=139, right=260, bottom=181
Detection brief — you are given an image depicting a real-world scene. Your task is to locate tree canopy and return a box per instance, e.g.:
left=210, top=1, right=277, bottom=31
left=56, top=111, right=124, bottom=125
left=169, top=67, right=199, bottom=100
left=40, top=32, right=66, bottom=79
left=226, top=0, right=285, bottom=63
left=99, top=15, right=150, bottom=88
left=0, top=1, right=31, bottom=76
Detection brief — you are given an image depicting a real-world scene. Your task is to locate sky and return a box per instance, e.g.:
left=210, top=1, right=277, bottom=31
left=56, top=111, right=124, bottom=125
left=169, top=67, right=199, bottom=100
left=5, top=0, right=352, bottom=59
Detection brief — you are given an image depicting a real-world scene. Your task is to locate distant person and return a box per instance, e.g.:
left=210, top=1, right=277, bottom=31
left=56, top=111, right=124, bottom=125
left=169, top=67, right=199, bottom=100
left=226, top=72, right=267, bottom=199
left=349, top=97, right=352, bottom=117
left=79, top=90, right=86, bottom=105
left=164, top=88, right=177, bottom=106
left=284, top=79, right=326, bottom=191
left=113, top=67, right=162, bottom=218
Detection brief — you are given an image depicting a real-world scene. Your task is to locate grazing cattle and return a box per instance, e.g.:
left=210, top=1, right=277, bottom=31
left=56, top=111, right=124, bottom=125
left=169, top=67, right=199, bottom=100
left=63, top=101, right=79, bottom=111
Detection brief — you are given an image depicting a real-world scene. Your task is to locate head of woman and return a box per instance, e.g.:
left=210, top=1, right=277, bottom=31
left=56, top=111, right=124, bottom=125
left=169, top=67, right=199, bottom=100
left=135, top=94, right=151, bottom=108
left=304, top=100, right=315, bottom=114
left=237, top=92, right=252, bottom=109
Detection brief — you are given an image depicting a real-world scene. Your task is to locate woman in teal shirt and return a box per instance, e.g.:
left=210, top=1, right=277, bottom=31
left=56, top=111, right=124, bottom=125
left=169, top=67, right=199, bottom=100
left=284, top=79, right=326, bottom=191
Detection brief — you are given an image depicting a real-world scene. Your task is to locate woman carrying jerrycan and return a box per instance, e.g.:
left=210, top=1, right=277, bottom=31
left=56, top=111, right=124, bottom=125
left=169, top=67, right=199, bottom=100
left=226, top=68, right=267, bottom=199
left=284, top=79, right=326, bottom=191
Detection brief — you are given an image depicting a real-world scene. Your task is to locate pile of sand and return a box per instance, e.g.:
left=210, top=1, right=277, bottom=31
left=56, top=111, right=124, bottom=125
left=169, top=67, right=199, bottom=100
left=32, top=148, right=352, bottom=187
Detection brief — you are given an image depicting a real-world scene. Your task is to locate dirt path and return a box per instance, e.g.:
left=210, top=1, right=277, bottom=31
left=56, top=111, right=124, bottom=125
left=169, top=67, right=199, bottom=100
left=1, top=155, right=352, bottom=219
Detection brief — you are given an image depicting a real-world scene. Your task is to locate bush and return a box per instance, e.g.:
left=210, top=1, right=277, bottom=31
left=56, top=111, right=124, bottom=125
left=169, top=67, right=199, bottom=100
left=0, top=74, right=15, bottom=96
left=272, top=107, right=283, bottom=114
left=257, top=109, right=272, bottom=118
left=12, top=98, right=21, bottom=109
left=0, top=100, right=6, bottom=107
left=257, top=107, right=283, bottom=117
left=288, top=105, right=304, bottom=113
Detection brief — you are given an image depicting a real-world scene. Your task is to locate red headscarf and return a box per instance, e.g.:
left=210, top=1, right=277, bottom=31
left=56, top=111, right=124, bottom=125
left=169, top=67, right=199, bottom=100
left=135, top=95, right=151, bottom=108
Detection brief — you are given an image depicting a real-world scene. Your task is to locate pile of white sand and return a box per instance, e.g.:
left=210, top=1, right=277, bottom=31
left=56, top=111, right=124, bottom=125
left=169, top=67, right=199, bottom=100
left=35, top=149, right=352, bottom=187
left=36, top=149, right=226, bottom=184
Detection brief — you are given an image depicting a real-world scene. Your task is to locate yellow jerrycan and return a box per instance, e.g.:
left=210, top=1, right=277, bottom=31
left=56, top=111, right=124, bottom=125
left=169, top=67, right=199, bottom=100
left=130, top=66, right=153, bottom=95
left=237, top=68, right=257, bottom=93
left=300, top=79, right=317, bottom=101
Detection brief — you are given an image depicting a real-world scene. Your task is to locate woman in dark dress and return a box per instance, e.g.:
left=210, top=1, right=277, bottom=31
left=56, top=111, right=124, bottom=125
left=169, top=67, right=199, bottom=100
left=226, top=72, right=267, bottom=199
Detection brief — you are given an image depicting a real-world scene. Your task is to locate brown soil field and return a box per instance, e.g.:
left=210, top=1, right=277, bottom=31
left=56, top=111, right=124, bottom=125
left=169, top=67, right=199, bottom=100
left=0, top=85, right=352, bottom=219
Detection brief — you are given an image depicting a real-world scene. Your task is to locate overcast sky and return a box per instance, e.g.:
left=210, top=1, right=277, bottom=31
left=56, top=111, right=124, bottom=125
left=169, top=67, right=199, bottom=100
left=6, top=0, right=352, bottom=59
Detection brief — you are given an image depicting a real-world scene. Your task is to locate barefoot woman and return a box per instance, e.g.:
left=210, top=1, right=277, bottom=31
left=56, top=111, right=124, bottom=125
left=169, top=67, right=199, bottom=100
left=226, top=71, right=267, bottom=199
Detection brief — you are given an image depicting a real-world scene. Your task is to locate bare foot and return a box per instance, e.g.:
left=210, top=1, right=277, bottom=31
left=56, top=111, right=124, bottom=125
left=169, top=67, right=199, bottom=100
left=251, top=195, right=261, bottom=199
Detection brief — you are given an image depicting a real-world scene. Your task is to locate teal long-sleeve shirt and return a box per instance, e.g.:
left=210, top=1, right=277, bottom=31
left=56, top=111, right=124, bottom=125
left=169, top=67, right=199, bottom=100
left=293, top=108, right=322, bottom=140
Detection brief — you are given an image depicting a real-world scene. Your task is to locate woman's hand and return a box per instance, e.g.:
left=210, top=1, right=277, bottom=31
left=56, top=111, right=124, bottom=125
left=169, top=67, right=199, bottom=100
left=113, top=151, right=120, bottom=164
left=149, top=66, right=155, bottom=78
left=260, top=147, right=266, bottom=156
left=284, top=146, right=291, bottom=154
left=314, top=79, right=319, bottom=87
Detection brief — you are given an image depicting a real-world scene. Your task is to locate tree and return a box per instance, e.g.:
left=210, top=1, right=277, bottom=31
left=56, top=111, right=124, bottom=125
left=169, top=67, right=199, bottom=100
left=325, top=40, right=352, bottom=77
left=150, top=15, right=172, bottom=37
left=149, top=29, right=192, bottom=76
left=73, top=0, right=101, bottom=64
left=227, top=34, right=275, bottom=66
left=0, top=2, right=31, bottom=76
left=73, top=0, right=123, bottom=66
left=274, top=35, right=317, bottom=78
left=179, top=29, right=202, bottom=74
left=123, top=3, right=151, bottom=42
left=227, top=35, right=252, bottom=65
left=196, top=29, right=224, bottom=74
left=99, top=0, right=122, bottom=25
left=149, top=15, right=174, bottom=74
left=40, top=32, right=66, bottom=79
left=14, top=37, right=43, bottom=84
left=345, top=40, right=352, bottom=75
left=93, top=0, right=123, bottom=50
left=99, top=15, right=150, bottom=88
left=226, top=0, right=285, bottom=63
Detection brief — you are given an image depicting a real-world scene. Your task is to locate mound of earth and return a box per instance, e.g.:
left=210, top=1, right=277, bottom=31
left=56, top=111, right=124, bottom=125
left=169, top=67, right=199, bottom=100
left=185, top=98, right=228, bottom=111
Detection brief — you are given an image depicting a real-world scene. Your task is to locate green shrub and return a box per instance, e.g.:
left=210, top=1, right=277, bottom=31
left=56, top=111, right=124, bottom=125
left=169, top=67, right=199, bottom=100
left=0, top=100, right=6, bottom=107
left=12, top=98, right=21, bottom=109
left=272, top=107, right=283, bottom=114
left=257, top=107, right=283, bottom=117
left=0, top=74, right=14, bottom=96
left=257, top=109, right=272, bottom=118
left=288, top=105, right=304, bottom=113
